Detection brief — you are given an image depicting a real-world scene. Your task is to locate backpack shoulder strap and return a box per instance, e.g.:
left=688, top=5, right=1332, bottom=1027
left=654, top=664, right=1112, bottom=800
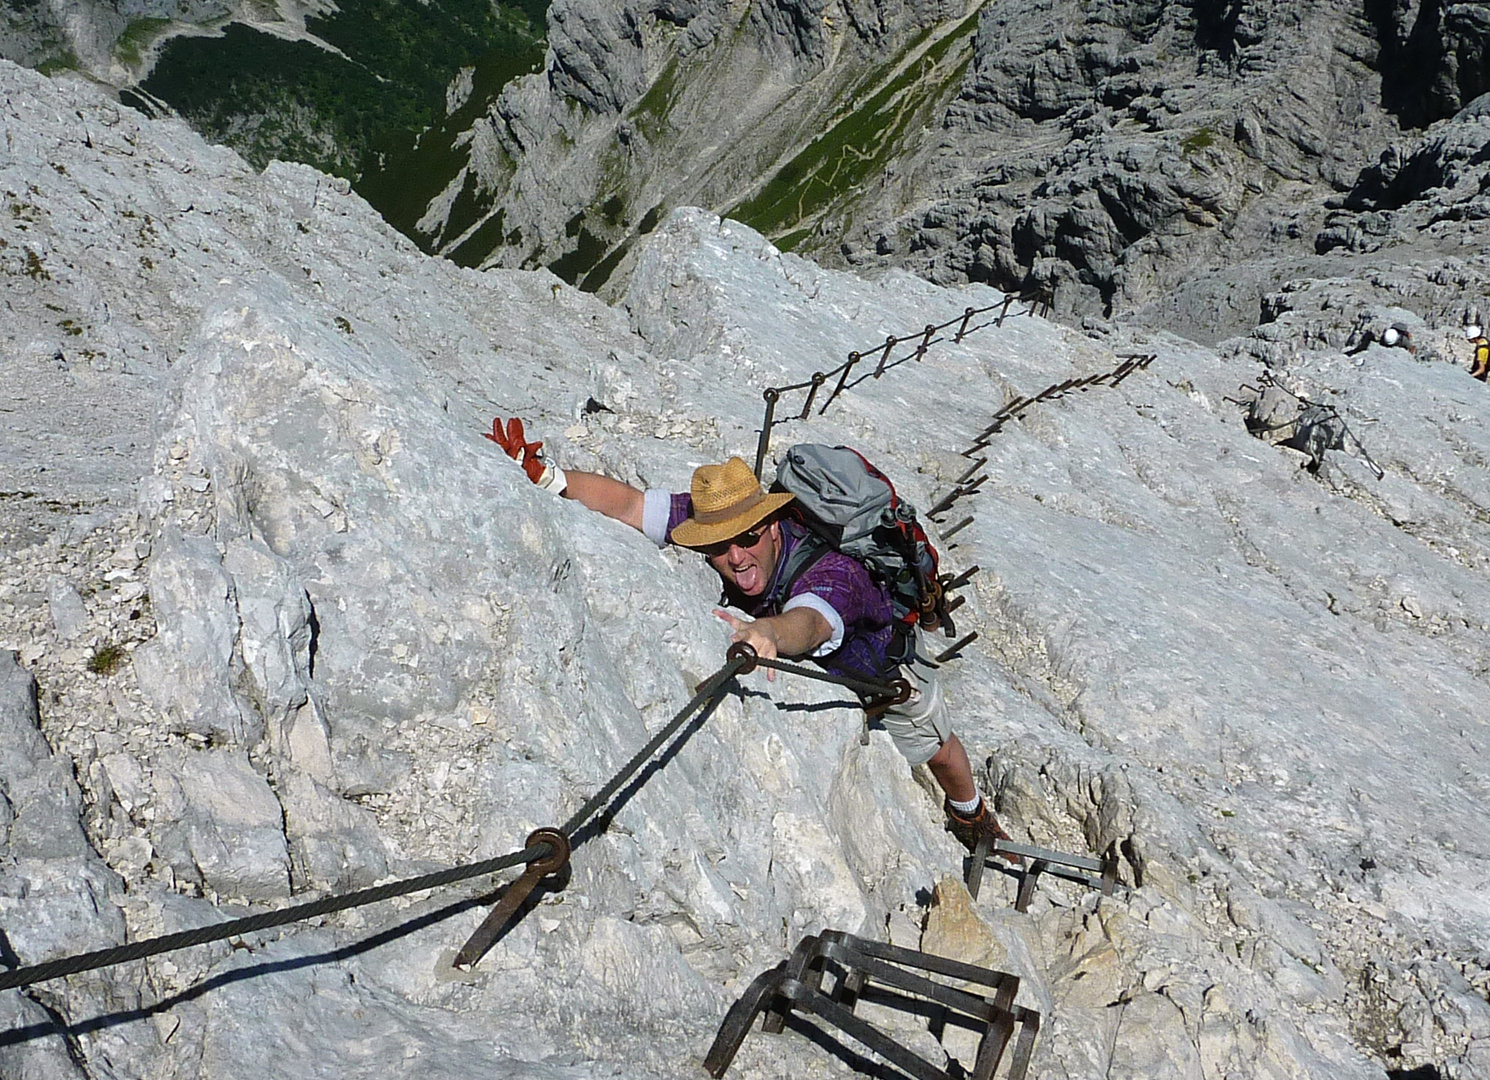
left=766, top=527, right=832, bottom=613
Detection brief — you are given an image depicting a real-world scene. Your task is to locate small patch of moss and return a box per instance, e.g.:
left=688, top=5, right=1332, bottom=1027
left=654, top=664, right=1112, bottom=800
left=36, top=51, right=81, bottom=76
left=1181, top=127, right=1216, bottom=155
left=87, top=644, right=127, bottom=676
left=775, top=226, right=814, bottom=252
left=334, top=316, right=353, bottom=334
left=114, top=18, right=171, bottom=67
left=632, top=59, right=680, bottom=142
left=23, top=249, right=50, bottom=280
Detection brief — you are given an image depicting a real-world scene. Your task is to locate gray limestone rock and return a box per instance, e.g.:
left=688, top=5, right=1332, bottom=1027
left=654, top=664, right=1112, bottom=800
left=0, top=651, right=125, bottom=998
left=43, top=578, right=87, bottom=642
left=278, top=770, right=388, bottom=891
left=149, top=747, right=291, bottom=901
left=132, top=528, right=260, bottom=746
left=0, top=988, right=87, bottom=1080
left=0, top=652, right=88, bottom=863
left=547, top=0, right=649, bottom=114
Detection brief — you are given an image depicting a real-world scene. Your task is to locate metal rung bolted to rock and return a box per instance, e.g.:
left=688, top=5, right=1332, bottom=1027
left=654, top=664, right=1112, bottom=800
left=452, top=827, right=571, bottom=971
left=965, top=836, right=1121, bottom=912
left=705, top=930, right=1040, bottom=1080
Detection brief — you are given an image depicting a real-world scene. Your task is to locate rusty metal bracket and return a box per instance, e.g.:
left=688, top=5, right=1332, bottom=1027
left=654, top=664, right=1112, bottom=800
left=753, top=388, right=780, bottom=479
left=954, top=307, right=976, bottom=343
left=940, top=516, right=973, bottom=542
left=942, top=565, right=980, bottom=592
left=934, top=631, right=978, bottom=664
left=705, top=930, right=1040, bottom=1080
left=966, top=837, right=1121, bottom=911
left=452, top=827, right=571, bottom=971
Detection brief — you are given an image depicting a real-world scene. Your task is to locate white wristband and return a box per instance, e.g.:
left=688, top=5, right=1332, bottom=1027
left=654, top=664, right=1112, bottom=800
left=538, top=465, right=567, bottom=495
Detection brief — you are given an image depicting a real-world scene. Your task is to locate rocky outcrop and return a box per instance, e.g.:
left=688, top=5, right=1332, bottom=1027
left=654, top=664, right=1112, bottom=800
left=0, top=650, right=125, bottom=1080
left=6, top=60, right=1490, bottom=1080
left=887, top=0, right=1399, bottom=318
left=1373, top=0, right=1490, bottom=128
left=400, top=0, right=978, bottom=291
left=383, top=0, right=1490, bottom=350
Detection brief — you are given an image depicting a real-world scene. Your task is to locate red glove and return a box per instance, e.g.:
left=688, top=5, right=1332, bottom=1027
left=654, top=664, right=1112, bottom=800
left=484, top=417, right=566, bottom=492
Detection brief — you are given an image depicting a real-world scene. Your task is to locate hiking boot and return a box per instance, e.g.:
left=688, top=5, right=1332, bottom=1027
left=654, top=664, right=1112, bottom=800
left=944, top=798, right=1023, bottom=865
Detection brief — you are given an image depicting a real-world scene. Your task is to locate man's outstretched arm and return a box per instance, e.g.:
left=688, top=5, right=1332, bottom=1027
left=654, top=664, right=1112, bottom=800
left=715, top=607, right=832, bottom=665
left=563, top=470, right=645, bottom=532
left=486, top=416, right=646, bottom=532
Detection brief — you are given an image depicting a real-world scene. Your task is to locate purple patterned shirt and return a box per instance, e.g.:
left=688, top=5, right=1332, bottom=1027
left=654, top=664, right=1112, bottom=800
left=656, top=492, right=896, bottom=681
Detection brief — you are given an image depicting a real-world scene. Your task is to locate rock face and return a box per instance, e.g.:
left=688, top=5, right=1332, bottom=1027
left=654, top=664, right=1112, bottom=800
left=1374, top=0, right=1490, bottom=129
left=5, top=59, right=1490, bottom=1080
left=368, top=0, right=1490, bottom=355
left=0, top=0, right=325, bottom=83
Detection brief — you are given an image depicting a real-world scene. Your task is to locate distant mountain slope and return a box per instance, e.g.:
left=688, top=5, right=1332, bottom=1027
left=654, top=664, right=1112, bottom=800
left=14, top=0, right=1490, bottom=339
left=0, top=0, right=544, bottom=246
left=378, top=0, right=1490, bottom=332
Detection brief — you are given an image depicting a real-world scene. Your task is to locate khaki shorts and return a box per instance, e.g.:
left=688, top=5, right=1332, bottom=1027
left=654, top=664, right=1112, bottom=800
left=874, top=645, right=952, bottom=767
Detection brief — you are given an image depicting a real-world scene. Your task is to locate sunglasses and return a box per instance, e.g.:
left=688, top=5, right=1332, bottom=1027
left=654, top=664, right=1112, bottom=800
left=698, top=526, right=768, bottom=558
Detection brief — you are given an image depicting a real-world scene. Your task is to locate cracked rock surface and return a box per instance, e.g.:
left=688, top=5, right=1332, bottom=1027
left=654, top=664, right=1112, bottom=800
left=3, top=60, right=1490, bottom=1080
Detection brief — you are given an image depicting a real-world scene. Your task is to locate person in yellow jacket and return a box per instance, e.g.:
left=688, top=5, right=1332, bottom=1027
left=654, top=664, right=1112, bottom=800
left=1469, top=324, right=1489, bottom=381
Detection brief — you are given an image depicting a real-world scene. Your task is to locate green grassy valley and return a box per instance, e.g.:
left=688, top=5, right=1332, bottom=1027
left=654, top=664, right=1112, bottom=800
left=127, top=0, right=545, bottom=244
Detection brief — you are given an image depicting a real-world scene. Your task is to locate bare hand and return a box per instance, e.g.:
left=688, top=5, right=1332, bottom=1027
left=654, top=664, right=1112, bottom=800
left=715, top=609, right=778, bottom=680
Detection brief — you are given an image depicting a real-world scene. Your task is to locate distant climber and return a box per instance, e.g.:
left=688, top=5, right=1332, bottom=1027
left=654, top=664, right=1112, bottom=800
left=485, top=417, right=1017, bottom=858
left=1347, top=321, right=1416, bottom=356
left=1468, top=324, right=1489, bottom=381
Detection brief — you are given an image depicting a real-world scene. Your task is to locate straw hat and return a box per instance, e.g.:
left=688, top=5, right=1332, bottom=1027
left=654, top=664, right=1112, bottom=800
left=669, top=457, right=796, bottom=549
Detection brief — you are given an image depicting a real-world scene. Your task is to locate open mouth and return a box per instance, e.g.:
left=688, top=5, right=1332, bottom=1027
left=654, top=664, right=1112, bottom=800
left=731, top=562, right=762, bottom=594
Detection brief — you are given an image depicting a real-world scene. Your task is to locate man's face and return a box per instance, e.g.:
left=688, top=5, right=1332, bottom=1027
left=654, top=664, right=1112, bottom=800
left=703, top=519, right=781, bottom=597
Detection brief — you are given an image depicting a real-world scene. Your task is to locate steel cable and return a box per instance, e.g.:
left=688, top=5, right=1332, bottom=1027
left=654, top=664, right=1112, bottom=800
left=559, top=653, right=751, bottom=836
left=0, top=842, right=544, bottom=992
left=725, top=646, right=907, bottom=704
left=0, top=655, right=753, bottom=993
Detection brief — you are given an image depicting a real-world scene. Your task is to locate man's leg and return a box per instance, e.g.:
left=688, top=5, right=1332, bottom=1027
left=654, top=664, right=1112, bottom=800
left=925, top=733, right=977, bottom=804
left=876, top=662, right=1016, bottom=858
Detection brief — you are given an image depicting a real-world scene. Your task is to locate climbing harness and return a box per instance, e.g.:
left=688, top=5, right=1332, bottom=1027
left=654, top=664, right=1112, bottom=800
left=706, top=929, right=1040, bottom=1080
left=965, top=838, right=1121, bottom=912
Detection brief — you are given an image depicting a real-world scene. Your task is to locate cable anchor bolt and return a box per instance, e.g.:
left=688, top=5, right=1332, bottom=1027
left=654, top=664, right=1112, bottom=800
left=452, top=827, right=571, bottom=971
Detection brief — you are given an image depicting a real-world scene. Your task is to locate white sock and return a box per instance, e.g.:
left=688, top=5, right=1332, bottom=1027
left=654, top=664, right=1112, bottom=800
left=948, top=793, right=981, bottom=815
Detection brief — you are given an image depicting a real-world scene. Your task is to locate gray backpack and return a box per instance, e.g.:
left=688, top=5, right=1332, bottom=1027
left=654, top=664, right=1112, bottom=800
left=770, top=444, right=945, bottom=636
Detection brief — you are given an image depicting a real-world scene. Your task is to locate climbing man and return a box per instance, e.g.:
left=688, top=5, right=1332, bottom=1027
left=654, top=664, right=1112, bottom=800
left=485, top=417, right=1016, bottom=857
left=1468, top=324, right=1489, bottom=382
